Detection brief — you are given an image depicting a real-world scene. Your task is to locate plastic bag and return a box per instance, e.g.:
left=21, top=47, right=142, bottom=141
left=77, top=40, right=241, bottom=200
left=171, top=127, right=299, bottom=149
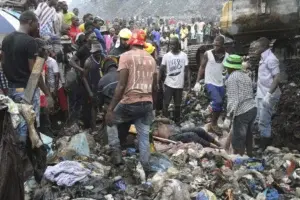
left=65, top=69, right=78, bottom=91
left=153, top=179, right=190, bottom=200
left=67, top=133, right=90, bottom=157
left=196, top=189, right=217, bottom=200
left=149, top=153, right=173, bottom=172
left=40, top=133, right=54, bottom=157
left=264, top=188, right=279, bottom=200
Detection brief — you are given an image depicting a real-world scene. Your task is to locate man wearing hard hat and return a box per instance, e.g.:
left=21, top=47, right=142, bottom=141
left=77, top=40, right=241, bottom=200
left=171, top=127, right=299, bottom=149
left=109, top=28, right=132, bottom=57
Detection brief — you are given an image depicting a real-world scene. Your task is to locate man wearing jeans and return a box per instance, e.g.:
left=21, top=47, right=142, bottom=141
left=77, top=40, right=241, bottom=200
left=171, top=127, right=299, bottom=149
left=255, top=37, right=281, bottom=150
left=1, top=11, right=53, bottom=149
left=105, top=29, right=157, bottom=167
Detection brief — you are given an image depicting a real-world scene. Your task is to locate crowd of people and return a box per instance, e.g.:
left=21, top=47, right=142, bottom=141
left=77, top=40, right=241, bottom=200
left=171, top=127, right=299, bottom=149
left=0, top=0, right=281, bottom=172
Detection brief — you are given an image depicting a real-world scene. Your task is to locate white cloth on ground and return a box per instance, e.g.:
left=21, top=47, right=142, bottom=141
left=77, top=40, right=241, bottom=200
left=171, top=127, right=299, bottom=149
left=44, top=161, right=91, bottom=186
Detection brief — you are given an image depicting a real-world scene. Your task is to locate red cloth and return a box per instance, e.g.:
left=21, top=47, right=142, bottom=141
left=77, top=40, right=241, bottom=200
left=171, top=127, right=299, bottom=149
left=68, top=25, right=81, bottom=43
left=57, top=87, right=68, bottom=111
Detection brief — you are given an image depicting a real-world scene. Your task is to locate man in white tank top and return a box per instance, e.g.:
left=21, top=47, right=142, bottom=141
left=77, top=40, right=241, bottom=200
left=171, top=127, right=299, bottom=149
left=194, top=36, right=228, bottom=135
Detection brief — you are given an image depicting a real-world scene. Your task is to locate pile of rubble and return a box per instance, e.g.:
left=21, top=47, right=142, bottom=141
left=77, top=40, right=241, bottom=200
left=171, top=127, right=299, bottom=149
left=70, top=0, right=226, bottom=21
left=22, top=60, right=300, bottom=199
left=23, top=125, right=300, bottom=200
left=180, top=91, right=210, bottom=127
left=273, top=59, right=300, bottom=150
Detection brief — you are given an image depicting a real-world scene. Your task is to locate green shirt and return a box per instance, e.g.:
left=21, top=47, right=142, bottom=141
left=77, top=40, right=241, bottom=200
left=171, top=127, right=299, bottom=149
left=63, top=12, right=75, bottom=26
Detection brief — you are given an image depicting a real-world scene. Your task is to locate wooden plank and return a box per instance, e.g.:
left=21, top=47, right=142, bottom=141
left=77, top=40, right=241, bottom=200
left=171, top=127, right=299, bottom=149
left=23, top=56, right=45, bottom=104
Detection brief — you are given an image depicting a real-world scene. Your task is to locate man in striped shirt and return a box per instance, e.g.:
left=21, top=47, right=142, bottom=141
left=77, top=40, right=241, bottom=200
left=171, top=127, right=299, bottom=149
left=35, top=0, right=58, bottom=38
left=223, top=55, right=257, bottom=157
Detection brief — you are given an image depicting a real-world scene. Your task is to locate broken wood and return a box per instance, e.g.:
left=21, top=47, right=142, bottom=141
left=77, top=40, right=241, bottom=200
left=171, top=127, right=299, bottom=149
left=23, top=56, right=45, bottom=104
left=71, top=65, right=94, bottom=98
left=153, top=136, right=178, bottom=144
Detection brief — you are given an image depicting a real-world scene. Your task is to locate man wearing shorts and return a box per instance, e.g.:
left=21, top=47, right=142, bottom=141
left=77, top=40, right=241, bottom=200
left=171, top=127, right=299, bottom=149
left=194, top=36, right=228, bottom=135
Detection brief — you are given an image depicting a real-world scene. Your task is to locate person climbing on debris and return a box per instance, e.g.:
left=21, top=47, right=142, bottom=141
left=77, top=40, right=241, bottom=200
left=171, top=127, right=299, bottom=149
left=255, top=37, right=281, bottom=150
left=223, top=55, right=257, bottom=157
left=98, top=58, right=119, bottom=111
left=160, top=37, right=190, bottom=124
left=1, top=11, right=54, bottom=145
left=109, top=28, right=132, bottom=57
left=194, top=36, right=228, bottom=135
left=105, top=29, right=157, bottom=167
left=97, top=57, right=133, bottom=148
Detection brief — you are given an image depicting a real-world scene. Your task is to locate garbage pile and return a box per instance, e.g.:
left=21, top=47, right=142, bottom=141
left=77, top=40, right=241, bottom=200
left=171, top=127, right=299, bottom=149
left=181, top=91, right=210, bottom=126
left=71, top=0, right=226, bottom=21
left=24, top=123, right=300, bottom=200
left=273, top=59, right=300, bottom=150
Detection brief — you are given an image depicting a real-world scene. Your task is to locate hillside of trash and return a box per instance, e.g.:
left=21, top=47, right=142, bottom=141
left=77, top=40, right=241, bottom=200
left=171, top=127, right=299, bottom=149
left=70, top=0, right=226, bottom=21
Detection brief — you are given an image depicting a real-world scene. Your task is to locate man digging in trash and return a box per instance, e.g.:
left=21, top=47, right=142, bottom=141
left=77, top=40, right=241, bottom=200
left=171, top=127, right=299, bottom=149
left=98, top=57, right=134, bottom=148
left=194, top=36, right=228, bottom=135
left=105, top=29, right=157, bottom=168
left=223, top=55, right=257, bottom=157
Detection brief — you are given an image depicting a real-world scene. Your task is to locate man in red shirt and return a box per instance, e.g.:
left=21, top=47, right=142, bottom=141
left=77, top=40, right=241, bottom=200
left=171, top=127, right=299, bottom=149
left=68, top=16, right=81, bottom=43
left=105, top=30, right=158, bottom=167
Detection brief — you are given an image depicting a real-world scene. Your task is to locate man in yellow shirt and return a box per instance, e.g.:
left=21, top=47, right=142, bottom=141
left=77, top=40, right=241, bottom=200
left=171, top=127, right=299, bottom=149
left=62, top=1, right=74, bottom=26
left=79, top=13, right=93, bottom=32
left=180, top=24, right=189, bottom=51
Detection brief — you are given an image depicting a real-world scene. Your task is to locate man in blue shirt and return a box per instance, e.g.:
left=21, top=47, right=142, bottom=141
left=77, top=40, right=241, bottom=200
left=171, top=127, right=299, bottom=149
left=93, top=17, right=106, bottom=54
left=151, top=26, right=161, bottom=53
